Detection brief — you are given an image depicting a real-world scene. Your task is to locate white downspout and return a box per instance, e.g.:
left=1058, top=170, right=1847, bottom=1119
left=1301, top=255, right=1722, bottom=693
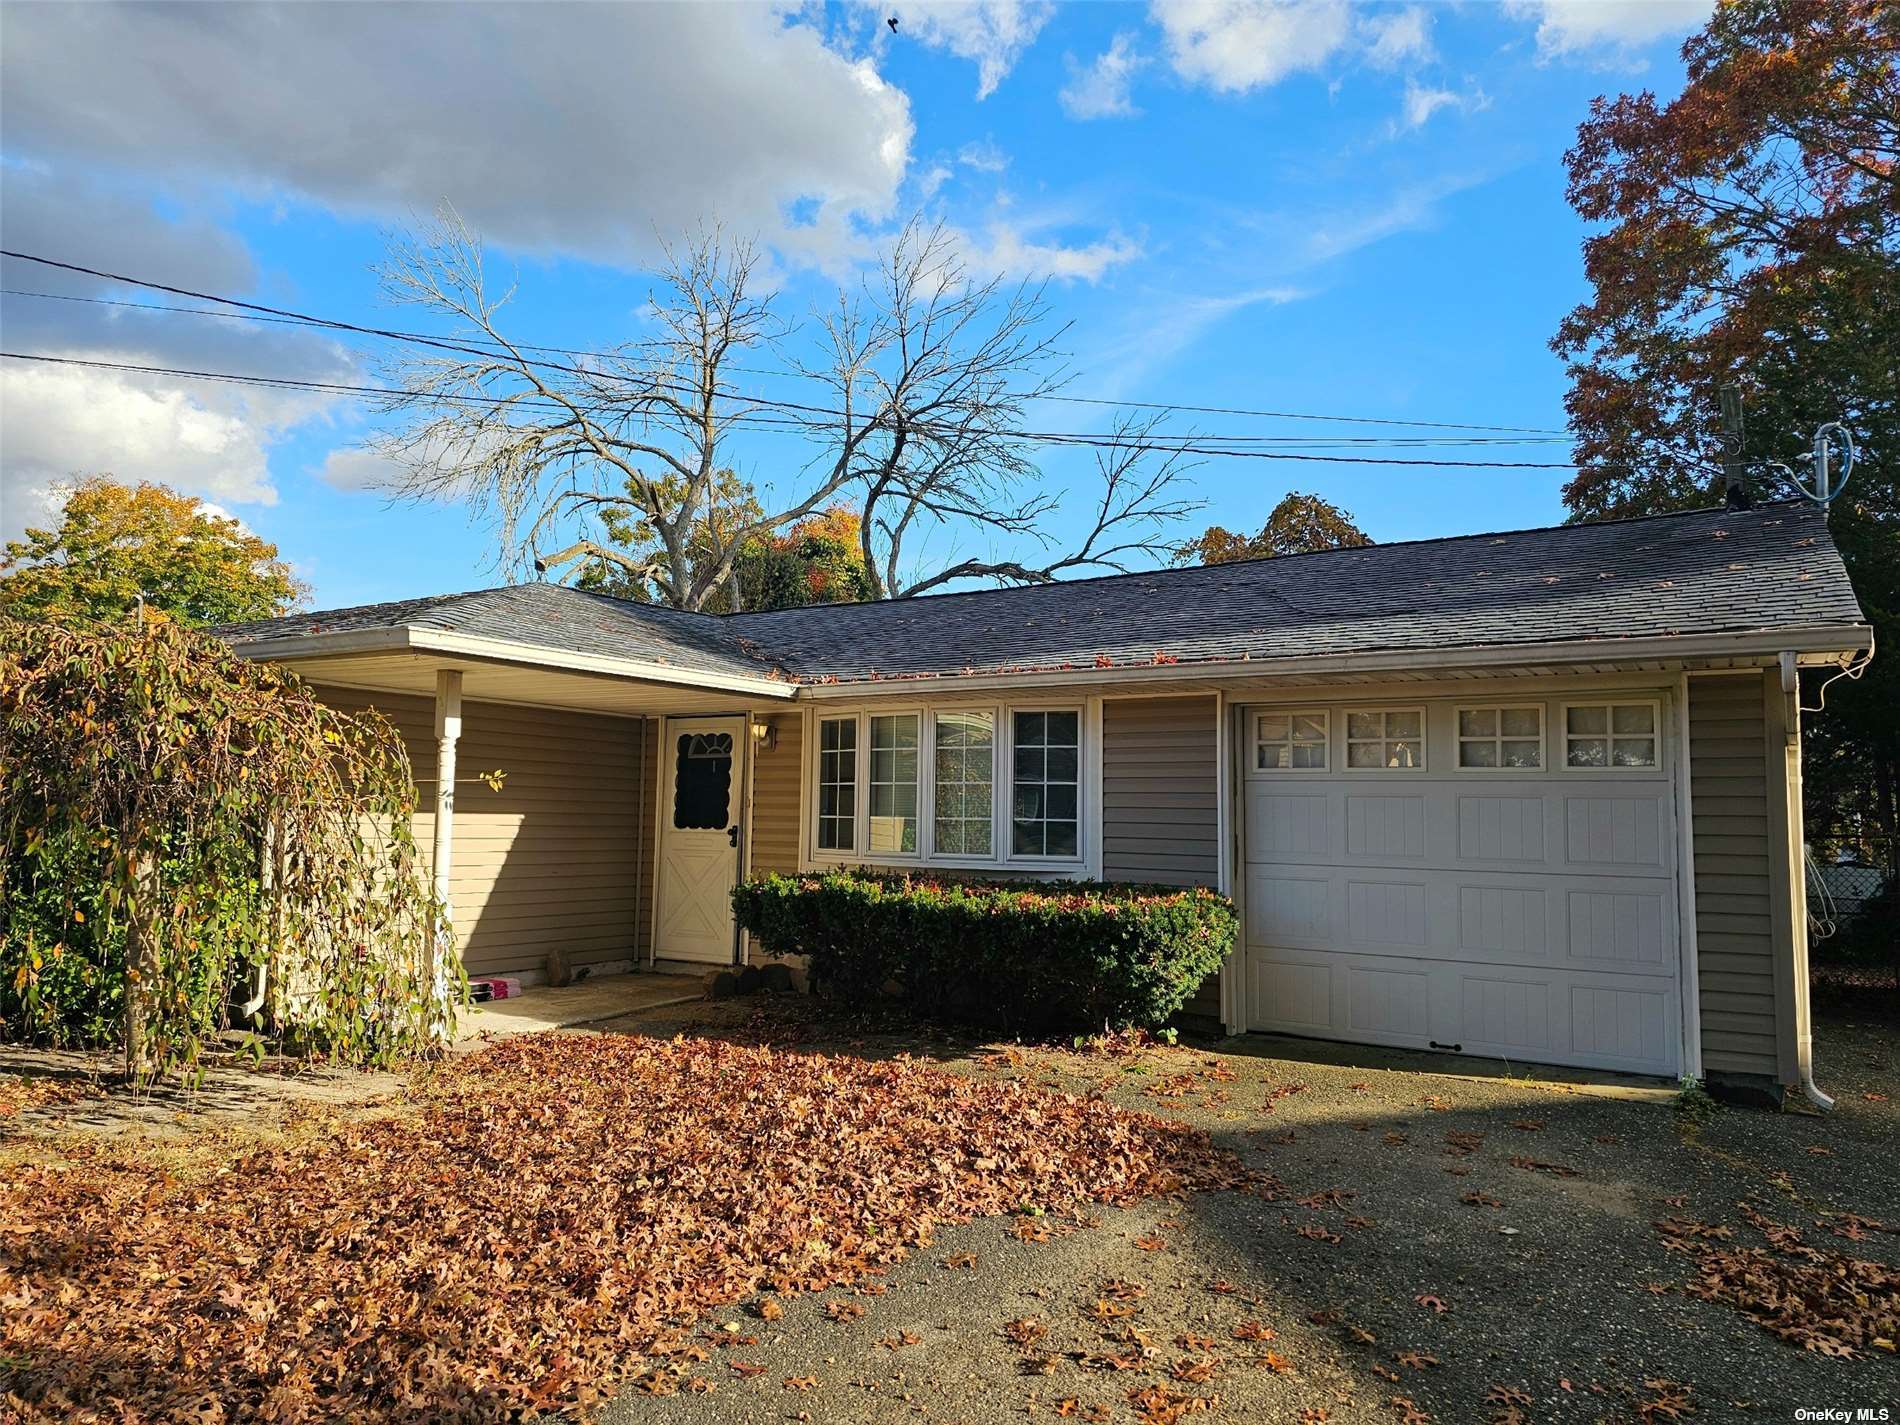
left=1781, top=651, right=1833, bottom=1113
left=432, top=668, right=463, bottom=1010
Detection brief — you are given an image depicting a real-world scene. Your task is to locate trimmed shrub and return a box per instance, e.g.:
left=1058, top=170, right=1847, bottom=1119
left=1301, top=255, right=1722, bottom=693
left=731, top=870, right=1236, bottom=1032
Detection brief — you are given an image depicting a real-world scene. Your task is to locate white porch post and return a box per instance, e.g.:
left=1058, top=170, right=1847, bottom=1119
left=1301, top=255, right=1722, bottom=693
left=431, top=669, right=463, bottom=1000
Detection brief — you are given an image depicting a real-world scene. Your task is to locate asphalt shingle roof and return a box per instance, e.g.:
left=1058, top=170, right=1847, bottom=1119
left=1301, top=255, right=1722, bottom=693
left=222, top=502, right=1866, bottom=686
left=221, top=582, right=786, bottom=682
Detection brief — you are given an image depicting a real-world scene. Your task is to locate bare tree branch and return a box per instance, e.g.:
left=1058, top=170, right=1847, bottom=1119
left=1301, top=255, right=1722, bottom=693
left=364, top=208, right=1200, bottom=609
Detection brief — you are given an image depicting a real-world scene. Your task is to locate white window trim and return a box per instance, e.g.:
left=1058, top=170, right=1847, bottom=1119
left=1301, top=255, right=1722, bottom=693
left=1251, top=707, right=1331, bottom=774
left=1558, top=698, right=1664, bottom=772
left=802, top=697, right=1088, bottom=872
left=1004, top=704, right=1086, bottom=865
left=1454, top=703, right=1546, bottom=772
left=1342, top=704, right=1429, bottom=772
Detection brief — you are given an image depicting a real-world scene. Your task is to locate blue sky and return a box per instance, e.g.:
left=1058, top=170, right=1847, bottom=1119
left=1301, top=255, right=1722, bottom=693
left=0, top=1, right=1716, bottom=609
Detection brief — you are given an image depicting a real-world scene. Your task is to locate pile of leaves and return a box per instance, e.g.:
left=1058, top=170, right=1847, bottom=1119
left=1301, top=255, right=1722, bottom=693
left=1660, top=1209, right=1900, bottom=1358
left=1, top=1031, right=1252, bottom=1422
left=732, top=870, right=1236, bottom=1031
left=0, top=1074, right=100, bottom=1119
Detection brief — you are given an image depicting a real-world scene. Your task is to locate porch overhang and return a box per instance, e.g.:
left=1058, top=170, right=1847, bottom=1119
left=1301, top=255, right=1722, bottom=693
left=228, top=624, right=796, bottom=717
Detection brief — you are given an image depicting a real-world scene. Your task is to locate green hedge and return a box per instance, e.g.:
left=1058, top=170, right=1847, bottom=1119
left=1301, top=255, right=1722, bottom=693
left=730, top=870, right=1236, bottom=1031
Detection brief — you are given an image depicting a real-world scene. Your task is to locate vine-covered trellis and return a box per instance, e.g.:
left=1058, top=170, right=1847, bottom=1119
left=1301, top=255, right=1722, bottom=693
left=1, top=614, right=458, bottom=1081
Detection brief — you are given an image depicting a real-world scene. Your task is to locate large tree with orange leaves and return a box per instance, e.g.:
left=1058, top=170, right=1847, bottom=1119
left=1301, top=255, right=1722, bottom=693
left=1173, top=491, right=1372, bottom=567
left=1556, top=0, right=1898, bottom=848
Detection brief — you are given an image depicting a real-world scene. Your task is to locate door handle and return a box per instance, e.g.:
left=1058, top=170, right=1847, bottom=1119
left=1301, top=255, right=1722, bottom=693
left=727, top=825, right=739, bottom=848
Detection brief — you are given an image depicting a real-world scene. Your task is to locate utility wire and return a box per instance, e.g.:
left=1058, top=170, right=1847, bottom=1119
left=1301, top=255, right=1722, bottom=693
left=1, top=254, right=1571, bottom=437
left=1, top=350, right=1633, bottom=471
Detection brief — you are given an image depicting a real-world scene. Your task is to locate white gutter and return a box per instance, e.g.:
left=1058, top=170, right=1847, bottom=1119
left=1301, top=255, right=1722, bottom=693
left=792, top=625, right=1872, bottom=699
left=228, top=624, right=797, bottom=700
left=230, top=619, right=1868, bottom=706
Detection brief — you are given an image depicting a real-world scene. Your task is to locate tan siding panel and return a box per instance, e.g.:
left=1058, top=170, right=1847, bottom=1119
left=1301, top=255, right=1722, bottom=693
left=1100, top=697, right=1218, bottom=888
left=1100, top=697, right=1221, bottom=1018
left=750, top=712, right=805, bottom=879
left=1688, top=673, right=1778, bottom=1079
left=312, top=686, right=648, bottom=980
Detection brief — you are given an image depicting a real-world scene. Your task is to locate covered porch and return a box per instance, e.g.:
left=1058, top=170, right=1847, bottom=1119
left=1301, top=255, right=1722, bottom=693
left=226, top=624, right=806, bottom=989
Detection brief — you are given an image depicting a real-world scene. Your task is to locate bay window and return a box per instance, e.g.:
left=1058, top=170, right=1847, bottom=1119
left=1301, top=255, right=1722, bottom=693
left=807, top=702, right=1085, bottom=866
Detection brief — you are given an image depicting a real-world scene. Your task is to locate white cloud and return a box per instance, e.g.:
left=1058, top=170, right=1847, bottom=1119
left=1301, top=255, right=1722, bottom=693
left=1060, top=33, right=1147, bottom=120
left=884, top=1, right=1056, bottom=99
left=957, top=138, right=1012, bottom=174
left=1360, top=6, right=1434, bottom=70
left=0, top=169, right=360, bottom=540
left=1503, top=0, right=1712, bottom=59
left=1, top=363, right=281, bottom=541
left=1299, top=170, right=1491, bottom=263
left=1088, top=284, right=1306, bottom=398
left=1150, top=0, right=1353, bottom=95
left=917, top=162, right=956, bottom=199
left=1395, top=78, right=1489, bottom=132
left=0, top=3, right=916, bottom=269
left=972, top=222, right=1144, bottom=283
left=315, top=448, right=396, bottom=494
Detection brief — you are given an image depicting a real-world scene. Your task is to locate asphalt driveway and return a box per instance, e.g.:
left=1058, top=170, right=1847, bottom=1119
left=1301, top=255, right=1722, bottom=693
left=598, top=999, right=1900, bottom=1425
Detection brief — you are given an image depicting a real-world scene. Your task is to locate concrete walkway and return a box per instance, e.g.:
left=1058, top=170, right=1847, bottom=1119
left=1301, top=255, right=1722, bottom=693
left=453, top=971, right=704, bottom=1045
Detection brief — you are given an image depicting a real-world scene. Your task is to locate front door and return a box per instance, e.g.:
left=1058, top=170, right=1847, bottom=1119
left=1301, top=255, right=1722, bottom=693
left=656, top=716, right=746, bottom=964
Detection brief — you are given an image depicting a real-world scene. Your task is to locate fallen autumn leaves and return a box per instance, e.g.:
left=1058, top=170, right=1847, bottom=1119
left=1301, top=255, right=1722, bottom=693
left=1, top=1032, right=1251, bottom=1423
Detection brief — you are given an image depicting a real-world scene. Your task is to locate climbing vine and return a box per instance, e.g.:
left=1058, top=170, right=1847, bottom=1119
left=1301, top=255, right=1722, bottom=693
left=0, top=614, right=457, bottom=1081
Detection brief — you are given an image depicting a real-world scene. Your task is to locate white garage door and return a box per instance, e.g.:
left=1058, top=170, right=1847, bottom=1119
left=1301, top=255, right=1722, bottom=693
left=1240, top=693, right=1684, bottom=1078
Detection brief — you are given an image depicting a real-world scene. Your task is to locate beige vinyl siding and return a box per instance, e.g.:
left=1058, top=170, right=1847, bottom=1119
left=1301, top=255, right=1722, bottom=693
left=1100, top=695, right=1221, bottom=1018
left=313, top=687, right=647, bottom=980
left=1688, top=672, right=1780, bottom=1079
left=1101, top=696, right=1220, bottom=886
left=749, top=712, right=805, bottom=878
left=635, top=718, right=658, bottom=965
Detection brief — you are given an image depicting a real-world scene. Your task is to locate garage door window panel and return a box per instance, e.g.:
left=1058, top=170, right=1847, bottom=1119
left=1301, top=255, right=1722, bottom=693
left=1345, top=708, right=1425, bottom=769
left=1563, top=702, right=1659, bottom=770
left=1256, top=711, right=1329, bottom=771
left=1458, top=706, right=1544, bottom=770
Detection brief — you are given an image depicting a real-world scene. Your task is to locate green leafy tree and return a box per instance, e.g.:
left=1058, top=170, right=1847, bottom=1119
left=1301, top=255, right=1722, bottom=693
left=574, top=469, right=870, bottom=612
left=1553, top=0, right=1898, bottom=842
left=1, top=616, right=453, bottom=1081
left=0, top=475, right=306, bottom=626
left=1173, top=491, right=1373, bottom=566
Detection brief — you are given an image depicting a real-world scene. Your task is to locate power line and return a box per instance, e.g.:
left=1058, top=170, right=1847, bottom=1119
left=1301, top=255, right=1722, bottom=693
left=0, top=253, right=1570, bottom=437
left=0, top=350, right=1627, bottom=471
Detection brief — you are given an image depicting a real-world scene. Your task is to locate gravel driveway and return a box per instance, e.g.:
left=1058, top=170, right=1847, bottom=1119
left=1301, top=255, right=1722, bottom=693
left=600, top=1000, right=1900, bottom=1425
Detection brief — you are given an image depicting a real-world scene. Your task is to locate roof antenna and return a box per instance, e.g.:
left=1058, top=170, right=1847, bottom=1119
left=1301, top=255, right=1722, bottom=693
left=1766, top=421, right=1856, bottom=507
left=1719, top=384, right=1750, bottom=510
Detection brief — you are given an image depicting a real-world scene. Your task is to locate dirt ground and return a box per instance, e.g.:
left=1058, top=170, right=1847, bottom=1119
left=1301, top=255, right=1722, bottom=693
left=4, top=998, right=1896, bottom=1424
left=585, top=999, right=1900, bottom=1425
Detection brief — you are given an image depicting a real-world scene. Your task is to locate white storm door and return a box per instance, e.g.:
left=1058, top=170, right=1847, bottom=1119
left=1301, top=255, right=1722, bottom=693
left=655, top=716, right=746, bottom=964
